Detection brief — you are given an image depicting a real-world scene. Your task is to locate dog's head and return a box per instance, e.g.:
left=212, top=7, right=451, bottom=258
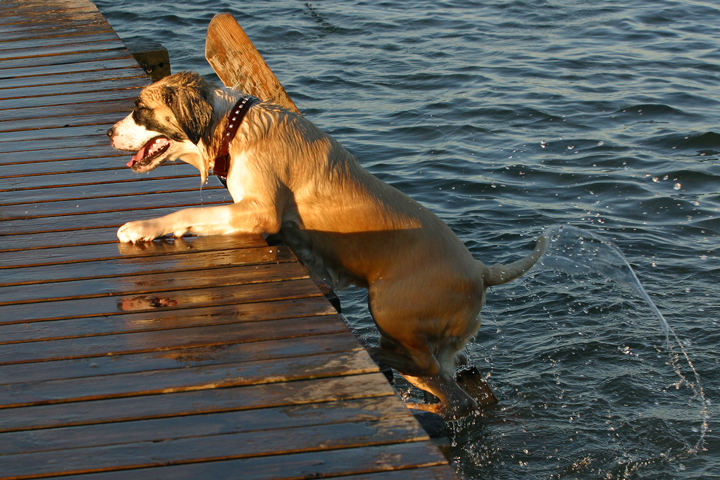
left=107, top=71, right=214, bottom=175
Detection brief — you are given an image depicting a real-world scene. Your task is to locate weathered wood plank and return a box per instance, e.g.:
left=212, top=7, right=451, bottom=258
left=2, top=278, right=323, bottom=323
left=0, top=120, right=126, bottom=142
left=0, top=319, right=355, bottom=367
left=0, top=57, right=141, bottom=78
left=0, top=11, right=104, bottom=31
left=0, top=161, right=188, bottom=189
left=0, top=68, right=143, bottom=90
left=0, top=296, right=330, bottom=346
left=0, top=144, right=122, bottom=164
left=1, top=226, right=141, bottom=250
left=0, top=204, right=231, bottom=237
left=1, top=103, right=130, bottom=124
left=0, top=327, right=350, bottom=383
left=1, top=261, right=311, bottom=307
left=0, top=25, right=115, bottom=44
left=0, top=161, right=148, bottom=180
left=0, top=396, right=411, bottom=456
left=0, top=112, right=124, bottom=133
left=0, top=174, right=215, bottom=207
left=333, top=467, right=458, bottom=480
left=0, top=415, right=426, bottom=478
left=0, top=32, right=120, bottom=55
left=0, top=76, right=147, bottom=101
left=0, top=373, right=394, bottom=432
left=0, top=234, right=266, bottom=265
left=0, top=349, right=378, bottom=408
left=0, top=47, right=133, bottom=70
left=205, top=13, right=299, bottom=112
left=0, top=243, right=285, bottom=285
left=55, top=443, right=452, bottom=480
left=0, top=114, right=125, bottom=138
left=0, top=187, right=232, bottom=222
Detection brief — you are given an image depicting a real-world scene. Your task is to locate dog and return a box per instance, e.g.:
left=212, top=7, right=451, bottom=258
left=107, top=71, right=546, bottom=418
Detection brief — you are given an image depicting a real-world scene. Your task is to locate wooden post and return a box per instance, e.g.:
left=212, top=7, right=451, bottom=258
left=205, top=13, right=299, bottom=113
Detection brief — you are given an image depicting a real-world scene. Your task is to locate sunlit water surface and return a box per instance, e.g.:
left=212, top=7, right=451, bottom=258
left=96, top=1, right=719, bottom=478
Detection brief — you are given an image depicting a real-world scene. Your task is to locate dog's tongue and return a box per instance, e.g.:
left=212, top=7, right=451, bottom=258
left=126, top=137, right=170, bottom=168
left=127, top=144, right=151, bottom=168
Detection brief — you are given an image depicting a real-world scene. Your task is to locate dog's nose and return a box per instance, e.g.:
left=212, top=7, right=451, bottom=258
left=106, top=127, right=114, bottom=138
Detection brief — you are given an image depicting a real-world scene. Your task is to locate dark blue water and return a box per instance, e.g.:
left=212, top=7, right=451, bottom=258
left=96, top=1, right=719, bottom=478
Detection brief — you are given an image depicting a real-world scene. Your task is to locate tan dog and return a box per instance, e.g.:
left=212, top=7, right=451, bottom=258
left=107, top=72, right=546, bottom=418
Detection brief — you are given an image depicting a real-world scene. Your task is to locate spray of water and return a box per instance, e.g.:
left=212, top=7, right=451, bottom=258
left=540, top=224, right=709, bottom=455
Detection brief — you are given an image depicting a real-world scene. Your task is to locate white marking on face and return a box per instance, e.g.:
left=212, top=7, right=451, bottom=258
left=110, top=113, right=160, bottom=151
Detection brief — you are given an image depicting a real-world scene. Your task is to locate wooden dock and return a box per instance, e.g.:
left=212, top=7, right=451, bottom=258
left=0, top=1, right=455, bottom=478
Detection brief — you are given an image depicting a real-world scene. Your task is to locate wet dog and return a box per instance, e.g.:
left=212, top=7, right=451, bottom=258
left=107, top=71, right=546, bottom=418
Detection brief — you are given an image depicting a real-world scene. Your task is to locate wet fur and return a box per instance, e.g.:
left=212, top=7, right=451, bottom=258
left=108, top=72, right=546, bottom=418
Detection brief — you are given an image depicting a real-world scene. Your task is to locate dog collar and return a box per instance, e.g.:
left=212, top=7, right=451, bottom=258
left=213, top=95, right=259, bottom=185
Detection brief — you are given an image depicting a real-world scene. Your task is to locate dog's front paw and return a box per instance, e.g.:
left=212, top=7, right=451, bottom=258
left=117, top=220, right=163, bottom=243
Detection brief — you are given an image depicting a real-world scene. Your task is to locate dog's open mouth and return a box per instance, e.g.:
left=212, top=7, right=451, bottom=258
left=127, top=136, right=171, bottom=170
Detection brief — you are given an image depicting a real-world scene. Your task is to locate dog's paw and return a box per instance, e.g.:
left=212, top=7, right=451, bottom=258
left=117, top=220, right=163, bottom=243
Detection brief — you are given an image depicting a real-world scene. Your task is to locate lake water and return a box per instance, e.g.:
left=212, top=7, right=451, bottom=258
left=95, top=1, right=718, bottom=478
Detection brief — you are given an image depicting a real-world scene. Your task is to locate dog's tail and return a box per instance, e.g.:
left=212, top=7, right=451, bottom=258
left=484, top=235, right=547, bottom=287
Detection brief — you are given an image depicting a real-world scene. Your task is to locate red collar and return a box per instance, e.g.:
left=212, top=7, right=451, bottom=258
left=213, top=95, right=259, bottom=182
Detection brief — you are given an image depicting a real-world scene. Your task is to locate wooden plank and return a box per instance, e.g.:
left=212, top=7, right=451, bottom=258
left=205, top=13, right=299, bottom=113
left=0, top=259, right=309, bottom=306
left=0, top=57, right=141, bottom=78
left=0, top=68, right=143, bottom=90
left=333, top=467, right=457, bottom=480
left=0, top=242, right=285, bottom=284
left=0, top=125, right=117, bottom=144
left=0, top=25, right=112, bottom=42
left=0, top=47, right=133, bottom=70
left=0, top=25, right=114, bottom=44
left=2, top=278, right=323, bottom=323
left=0, top=415, right=427, bottom=479
left=0, top=11, right=104, bottom=30
left=1, top=226, right=141, bottom=251
left=0, top=187, right=233, bottom=222
left=0, top=396, right=411, bottom=456
left=0, top=204, right=232, bottom=237
left=0, top=373, right=394, bottom=432
left=0, top=159, right=149, bottom=179
left=0, top=174, right=211, bottom=206
left=0, top=144, right=124, bottom=164
left=0, top=112, right=127, bottom=134
left=1, top=102, right=131, bottom=123
left=0, top=316, right=347, bottom=364
left=0, top=296, right=331, bottom=346
left=0, top=233, right=267, bottom=266
left=0, top=164, right=192, bottom=191
left=55, top=443, right=453, bottom=480
left=0, top=328, right=351, bottom=384
left=0, top=76, right=147, bottom=103
left=0, top=349, right=379, bottom=408
left=0, top=32, right=119, bottom=55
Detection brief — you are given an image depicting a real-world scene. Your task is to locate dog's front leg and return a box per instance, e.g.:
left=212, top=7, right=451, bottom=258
left=117, top=201, right=281, bottom=243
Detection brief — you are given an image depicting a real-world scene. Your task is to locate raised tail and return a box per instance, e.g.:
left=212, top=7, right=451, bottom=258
left=484, top=235, right=547, bottom=286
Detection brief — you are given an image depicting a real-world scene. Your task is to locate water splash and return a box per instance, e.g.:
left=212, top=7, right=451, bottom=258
left=540, top=224, right=709, bottom=456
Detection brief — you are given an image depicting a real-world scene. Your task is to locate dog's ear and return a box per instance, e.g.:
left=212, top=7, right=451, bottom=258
left=163, top=72, right=214, bottom=145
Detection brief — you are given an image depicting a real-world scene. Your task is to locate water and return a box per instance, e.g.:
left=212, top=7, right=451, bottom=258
left=96, top=1, right=719, bottom=478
